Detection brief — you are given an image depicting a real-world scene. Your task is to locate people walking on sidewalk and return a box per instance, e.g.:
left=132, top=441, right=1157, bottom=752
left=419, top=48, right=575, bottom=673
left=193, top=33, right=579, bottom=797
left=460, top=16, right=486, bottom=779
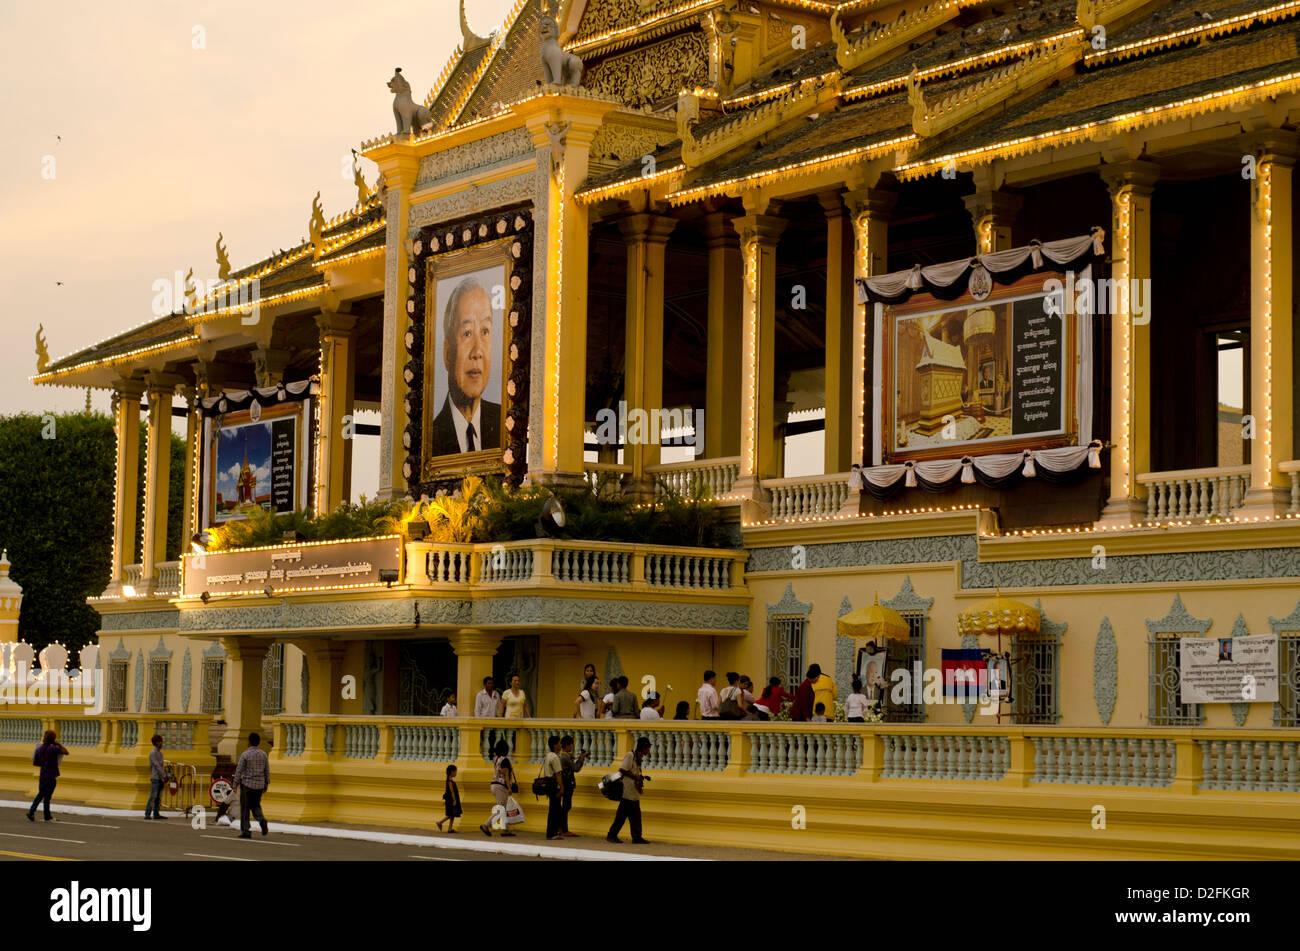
left=558, top=735, right=586, bottom=836
left=144, top=734, right=167, bottom=820
left=606, top=736, right=651, bottom=845
left=232, top=732, right=270, bottom=839
left=543, top=735, right=565, bottom=840
left=27, top=730, right=69, bottom=822
left=436, top=764, right=462, bottom=832
left=480, top=739, right=517, bottom=837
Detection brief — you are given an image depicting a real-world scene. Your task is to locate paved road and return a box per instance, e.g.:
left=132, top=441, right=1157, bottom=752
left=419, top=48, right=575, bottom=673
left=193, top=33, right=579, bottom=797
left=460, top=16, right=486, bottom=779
left=0, top=806, right=546, bottom=862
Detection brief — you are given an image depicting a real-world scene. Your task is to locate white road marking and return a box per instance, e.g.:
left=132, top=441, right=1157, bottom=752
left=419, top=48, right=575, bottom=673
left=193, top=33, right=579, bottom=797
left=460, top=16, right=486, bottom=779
left=182, top=852, right=255, bottom=861
left=200, top=835, right=299, bottom=847
left=409, top=854, right=462, bottom=861
left=0, top=832, right=86, bottom=845
left=52, top=821, right=119, bottom=829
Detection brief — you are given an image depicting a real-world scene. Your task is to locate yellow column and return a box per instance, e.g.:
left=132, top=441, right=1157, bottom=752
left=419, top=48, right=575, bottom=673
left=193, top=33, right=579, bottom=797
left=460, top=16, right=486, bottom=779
left=315, top=310, right=357, bottom=514
left=109, top=379, right=144, bottom=595
left=732, top=208, right=787, bottom=517
left=702, top=211, right=742, bottom=459
left=140, top=379, right=173, bottom=593
left=291, top=642, right=347, bottom=715
left=1239, top=139, right=1297, bottom=518
left=521, top=95, right=617, bottom=485
left=963, top=186, right=1022, bottom=254
left=820, top=191, right=855, bottom=475
left=449, top=627, right=501, bottom=715
left=619, top=213, right=677, bottom=496
left=846, top=187, right=896, bottom=469
left=1098, top=162, right=1158, bottom=527
left=217, top=637, right=273, bottom=759
left=372, top=150, right=420, bottom=501
left=180, top=389, right=200, bottom=541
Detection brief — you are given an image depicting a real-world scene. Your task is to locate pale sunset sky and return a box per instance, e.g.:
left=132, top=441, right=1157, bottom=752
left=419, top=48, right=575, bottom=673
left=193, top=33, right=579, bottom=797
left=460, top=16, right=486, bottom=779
left=0, top=0, right=519, bottom=498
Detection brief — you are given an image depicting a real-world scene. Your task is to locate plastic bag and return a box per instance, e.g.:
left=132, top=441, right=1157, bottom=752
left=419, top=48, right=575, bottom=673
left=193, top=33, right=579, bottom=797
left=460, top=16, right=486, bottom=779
left=504, top=796, right=525, bottom=825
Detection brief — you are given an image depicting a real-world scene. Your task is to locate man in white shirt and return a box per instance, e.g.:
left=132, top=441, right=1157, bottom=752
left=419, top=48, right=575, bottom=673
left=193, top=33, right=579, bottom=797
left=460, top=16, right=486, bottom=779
left=474, top=676, right=500, bottom=718
left=697, top=670, right=720, bottom=719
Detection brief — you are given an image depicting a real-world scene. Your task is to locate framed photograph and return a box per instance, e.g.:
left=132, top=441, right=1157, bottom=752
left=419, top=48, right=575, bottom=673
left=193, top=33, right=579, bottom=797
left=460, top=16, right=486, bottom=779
left=203, top=399, right=311, bottom=526
left=423, top=239, right=512, bottom=472
left=876, top=268, right=1090, bottom=462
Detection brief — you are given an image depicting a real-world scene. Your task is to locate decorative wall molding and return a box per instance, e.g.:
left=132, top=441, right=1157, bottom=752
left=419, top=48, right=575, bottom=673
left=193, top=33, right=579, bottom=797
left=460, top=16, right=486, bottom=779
left=588, top=119, right=671, bottom=169
left=109, top=638, right=130, bottom=662
left=180, top=648, right=192, bottom=713
left=148, top=635, right=173, bottom=661
left=960, top=633, right=979, bottom=723
left=604, top=646, right=624, bottom=693
left=1035, top=599, right=1069, bottom=640
left=1093, top=618, right=1117, bottom=725
left=1145, top=594, right=1212, bottom=636
left=883, top=575, right=934, bottom=613
left=133, top=648, right=144, bottom=713
left=835, top=596, right=854, bottom=701
left=416, top=129, right=534, bottom=188
left=100, top=610, right=181, bottom=631
left=202, top=640, right=227, bottom=659
left=584, top=31, right=709, bottom=107
left=1269, top=600, right=1300, bottom=633
left=748, top=536, right=1300, bottom=589
left=409, top=173, right=535, bottom=231
left=767, top=582, right=813, bottom=620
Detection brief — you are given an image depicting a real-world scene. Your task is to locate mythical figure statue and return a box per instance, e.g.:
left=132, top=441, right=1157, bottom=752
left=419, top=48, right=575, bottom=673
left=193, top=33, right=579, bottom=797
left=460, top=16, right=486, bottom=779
left=350, top=151, right=371, bottom=205
left=309, top=192, right=326, bottom=256
left=216, top=232, right=231, bottom=280
left=35, top=324, right=50, bottom=373
left=388, top=68, right=432, bottom=135
left=545, top=121, right=569, bottom=180
left=183, top=267, right=198, bottom=312
left=540, top=16, right=583, bottom=87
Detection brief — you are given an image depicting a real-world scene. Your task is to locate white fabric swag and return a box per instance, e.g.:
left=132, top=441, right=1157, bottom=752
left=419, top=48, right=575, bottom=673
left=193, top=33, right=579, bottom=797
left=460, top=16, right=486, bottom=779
left=848, top=442, right=1101, bottom=490
left=856, top=230, right=1105, bottom=303
left=200, top=378, right=316, bottom=414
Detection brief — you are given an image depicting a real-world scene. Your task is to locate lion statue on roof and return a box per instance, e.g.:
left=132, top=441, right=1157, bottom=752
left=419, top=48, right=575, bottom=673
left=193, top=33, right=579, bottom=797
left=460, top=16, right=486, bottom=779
left=388, top=68, right=432, bottom=135
left=540, top=16, right=583, bottom=87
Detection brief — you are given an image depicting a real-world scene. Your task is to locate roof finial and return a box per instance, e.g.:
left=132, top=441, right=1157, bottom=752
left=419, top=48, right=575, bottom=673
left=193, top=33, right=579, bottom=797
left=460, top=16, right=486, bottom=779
left=460, top=0, right=489, bottom=52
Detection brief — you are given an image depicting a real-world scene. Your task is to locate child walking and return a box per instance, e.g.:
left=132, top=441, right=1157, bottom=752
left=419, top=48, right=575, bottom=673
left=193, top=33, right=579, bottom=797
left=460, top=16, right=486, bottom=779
left=436, top=764, right=462, bottom=832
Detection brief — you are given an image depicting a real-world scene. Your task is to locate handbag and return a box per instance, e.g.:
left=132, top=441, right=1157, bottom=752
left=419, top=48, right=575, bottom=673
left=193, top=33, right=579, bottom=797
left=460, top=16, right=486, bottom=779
left=532, top=763, right=555, bottom=799
left=598, top=772, right=624, bottom=801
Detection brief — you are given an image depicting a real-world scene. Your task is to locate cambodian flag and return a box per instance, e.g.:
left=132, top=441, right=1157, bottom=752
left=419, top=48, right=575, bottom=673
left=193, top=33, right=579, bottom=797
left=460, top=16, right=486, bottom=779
left=942, top=649, right=987, bottom=700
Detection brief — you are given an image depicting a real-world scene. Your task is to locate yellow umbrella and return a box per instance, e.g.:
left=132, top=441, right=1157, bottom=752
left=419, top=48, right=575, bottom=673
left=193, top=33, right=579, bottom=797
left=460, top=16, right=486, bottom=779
left=957, top=589, right=1040, bottom=637
left=837, top=594, right=911, bottom=642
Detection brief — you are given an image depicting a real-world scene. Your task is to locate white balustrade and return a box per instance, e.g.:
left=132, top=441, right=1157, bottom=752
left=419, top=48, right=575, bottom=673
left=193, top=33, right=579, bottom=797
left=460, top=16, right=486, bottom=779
left=55, top=719, right=102, bottom=748
left=644, top=552, right=733, bottom=589
left=153, top=720, right=196, bottom=750
left=879, top=733, right=1008, bottom=780
left=343, top=723, right=380, bottom=759
left=1031, top=735, right=1173, bottom=787
left=553, top=547, right=630, bottom=584
left=1137, top=466, right=1250, bottom=521
left=748, top=731, right=861, bottom=776
left=765, top=474, right=853, bottom=519
left=479, top=546, right=533, bottom=583
left=1280, top=460, right=1300, bottom=513
left=1199, top=739, right=1300, bottom=792
left=649, top=457, right=741, bottom=500
left=427, top=548, right=473, bottom=583
left=155, top=561, right=182, bottom=593
left=391, top=725, right=460, bottom=762
left=283, top=722, right=306, bottom=757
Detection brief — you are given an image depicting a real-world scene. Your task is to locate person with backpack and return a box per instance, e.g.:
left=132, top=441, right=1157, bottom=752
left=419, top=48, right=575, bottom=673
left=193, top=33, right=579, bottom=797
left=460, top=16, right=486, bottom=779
left=144, top=733, right=167, bottom=820
left=28, top=730, right=69, bottom=822
left=606, top=736, right=651, bottom=845
left=719, top=672, right=744, bottom=719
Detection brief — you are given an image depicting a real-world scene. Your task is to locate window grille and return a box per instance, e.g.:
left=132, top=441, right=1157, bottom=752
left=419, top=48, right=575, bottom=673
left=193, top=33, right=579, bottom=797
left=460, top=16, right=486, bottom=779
left=1011, top=634, right=1060, bottom=724
left=200, top=657, right=225, bottom=715
left=767, top=616, right=806, bottom=693
left=1274, top=634, right=1300, bottom=727
left=261, top=643, right=285, bottom=716
left=884, top=613, right=927, bottom=723
left=1148, top=634, right=1203, bottom=726
left=108, top=660, right=128, bottom=713
left=146, top=660, right=169, bottom=713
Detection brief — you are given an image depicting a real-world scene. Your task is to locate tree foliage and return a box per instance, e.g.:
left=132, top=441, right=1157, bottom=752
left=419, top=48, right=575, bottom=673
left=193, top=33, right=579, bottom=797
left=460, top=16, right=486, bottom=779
left=0, top=412, right=185, bottom=654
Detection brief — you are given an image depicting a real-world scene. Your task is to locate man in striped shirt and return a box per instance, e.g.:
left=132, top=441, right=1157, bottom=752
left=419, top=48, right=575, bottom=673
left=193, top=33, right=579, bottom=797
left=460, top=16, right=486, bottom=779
left=144, top=734, right=167, bottom=820
left=232, top=732, right=270, bottom=839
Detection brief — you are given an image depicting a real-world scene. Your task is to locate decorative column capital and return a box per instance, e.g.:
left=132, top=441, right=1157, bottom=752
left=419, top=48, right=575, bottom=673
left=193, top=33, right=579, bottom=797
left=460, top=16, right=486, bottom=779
left=961, top=189, right=1023, bottom=225
left=845, top=187, right=898, bottom=224
left=447, top=627, right=502, bottom=657
left=1101, top=159, right=1160, bottom=197
left=700, top=211, right=740, bottom=248
left=617, top=212, right=677, bottom=245
left=315, top=310, right=358, bottom=336
left=218, top=636, right=275, bottom=663
left=733, top=212, right=787, bottom=249
left=1240, top=129, right=1300, bottom=167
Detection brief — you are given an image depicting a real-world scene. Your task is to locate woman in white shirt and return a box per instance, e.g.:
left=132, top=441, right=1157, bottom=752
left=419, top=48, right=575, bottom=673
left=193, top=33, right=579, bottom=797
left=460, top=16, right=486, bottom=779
left=639, top=693, right=662, bottom=719
left=574, top=675, right=601, bottom=719
left=440, top=692, right=459, bottom=717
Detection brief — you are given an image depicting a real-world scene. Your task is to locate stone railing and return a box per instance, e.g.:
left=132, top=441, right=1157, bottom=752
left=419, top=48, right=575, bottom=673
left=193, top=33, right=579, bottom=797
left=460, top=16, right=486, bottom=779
left=55, top=718, right=103, bottom=749
left=0, top=713, right=212, bottom=756
left=524, top=727, right=619, bottom=768
left=0, top=716, right=42, bottom=745
left=582, top=462, right=630, bottom=493
left=1137, top=465, right=1250, bottom=520
left=405, top=539, right=748, bottom=594
left=343, top=723, right=381, bottom=759
left=1199, top=738, right=1300, bottom=792
left=880, top=733, right=1011, bottom=780
left=392, top=724, right=460, bottom=762
left=1031, top=735, right=1175, bottom=787
left=1279, top=460, right=1300, bottom=513
left=283, top=722, right=306, bottom=758
left=748, top=730, right=861, bottom=777
left=764, top=473, right=853, bottom=519
left=122, top=564, right=144, bottom=589
left=648, top=456, right=741, bottom=500
left=155, top=561, right=182, bottom=593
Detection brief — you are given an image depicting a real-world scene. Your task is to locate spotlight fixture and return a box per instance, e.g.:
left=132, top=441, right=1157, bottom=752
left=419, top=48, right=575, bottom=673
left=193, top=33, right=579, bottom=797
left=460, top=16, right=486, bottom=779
left=535, top=494, right=565, bottom=538
left=379, top=568, right=400, bottom=587
left=200, top=591, right=211, bottom=604
left=264, top=585, right=274, bottom=598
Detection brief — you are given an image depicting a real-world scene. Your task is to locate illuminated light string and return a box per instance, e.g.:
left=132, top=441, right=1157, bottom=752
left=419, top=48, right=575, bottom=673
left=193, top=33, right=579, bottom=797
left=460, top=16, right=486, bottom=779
left=314, top=246, right=385, bottom=270
left=1083, top=1, right=1300, bottom=64
left=741, top=502, right=984, bottom=528
left=743, top=237, right=759, bottom=476
left=668, top=134, right=916, bottom=205
left=575, top=164, right=686, bottom=204
left=896, top=72, right=1300, bottom=180
left=1261, top=161, right=1274, bottom=476
left=1117, top=188, right=1132, bottom=497
left=853, top=210, right=871, bottom=467
left=551, top=162, right=565, bottom=471
left=567, top=0, right=837, bottom=56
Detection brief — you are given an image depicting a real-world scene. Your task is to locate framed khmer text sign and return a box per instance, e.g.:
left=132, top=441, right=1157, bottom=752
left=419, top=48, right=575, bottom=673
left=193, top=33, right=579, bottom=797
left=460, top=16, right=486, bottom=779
left=876, top=267, right=1092, bottom=463
left=181, top=536, right=401, bottom=598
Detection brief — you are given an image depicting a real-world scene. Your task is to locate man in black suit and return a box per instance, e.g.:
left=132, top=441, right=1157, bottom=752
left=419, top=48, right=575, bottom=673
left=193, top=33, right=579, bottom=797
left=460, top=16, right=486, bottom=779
left=431, top=276, right=501, bottom=455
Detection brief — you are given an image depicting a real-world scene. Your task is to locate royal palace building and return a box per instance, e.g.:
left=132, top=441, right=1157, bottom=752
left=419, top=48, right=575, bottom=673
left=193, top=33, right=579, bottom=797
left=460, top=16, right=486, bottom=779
left=8, top=0, right=1300, bottom=858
